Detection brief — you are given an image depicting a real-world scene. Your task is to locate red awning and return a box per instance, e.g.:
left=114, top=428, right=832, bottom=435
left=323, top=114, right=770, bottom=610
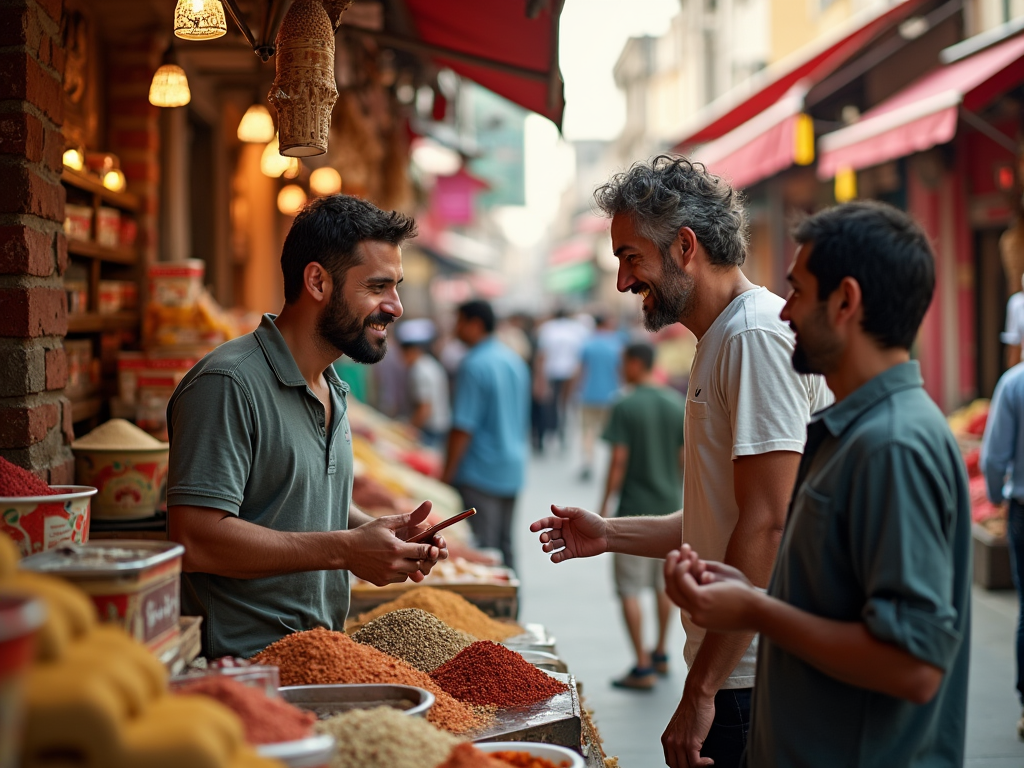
left=671, top=0, right=926, bottom=152
left=401, top=0, right=564, bottom=126
left=817, top=32, right=1024, bottom=177
left=692, top=87, right=806, bottom=188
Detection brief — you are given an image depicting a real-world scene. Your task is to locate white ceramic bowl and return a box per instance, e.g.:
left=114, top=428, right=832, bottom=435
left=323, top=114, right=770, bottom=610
left=0, top=485, right=97, bottom=556
left=474, top=741, right=585, bottom=767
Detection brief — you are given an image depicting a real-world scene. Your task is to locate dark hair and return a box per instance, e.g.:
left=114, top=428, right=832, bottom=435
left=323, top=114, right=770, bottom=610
left=457, top=299, right=496, bottom=334
left=280, top=194, right=417, bottom=303
left=624, top=342, right=655, bottom=370
left=792, top=201, right=935, bottom=350
left=594, top=155, right=747, bottom=267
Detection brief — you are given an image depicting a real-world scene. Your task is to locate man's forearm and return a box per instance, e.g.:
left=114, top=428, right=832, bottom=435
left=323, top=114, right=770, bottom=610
left=170, top=506, right=351, bottom=579
left=348, top=505, right=375, bottom=528
left=443, top=428, right=471, bottom=485
left=605, top=511, right=682, bottom=557
left=749, top=592, right=944, bottom=704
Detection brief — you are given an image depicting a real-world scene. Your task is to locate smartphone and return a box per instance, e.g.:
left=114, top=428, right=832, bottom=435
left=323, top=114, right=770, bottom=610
left=407, top=508, right=476, bottom=543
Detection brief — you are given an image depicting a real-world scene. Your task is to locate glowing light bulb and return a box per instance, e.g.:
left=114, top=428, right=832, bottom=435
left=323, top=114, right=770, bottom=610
left=261, top=136, right=299, bottom=178
left=62, top=147, right=84, bottom=171
left=277, top=185, right=307, bottom=216
left=149, top=64, right=190, bottom=107
left=237, top=104, right=275, bottom=143
left=309, top=167, right=341, bottom=195
left=102, top=168, right=127, bottom=193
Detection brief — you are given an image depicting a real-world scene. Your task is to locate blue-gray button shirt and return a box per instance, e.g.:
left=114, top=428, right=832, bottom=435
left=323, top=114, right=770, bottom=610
left=981, top=361, right=1024, bottom=504
left=749, top=361, right=971, bottom=767
left=166, top=314, right=353, bottom=658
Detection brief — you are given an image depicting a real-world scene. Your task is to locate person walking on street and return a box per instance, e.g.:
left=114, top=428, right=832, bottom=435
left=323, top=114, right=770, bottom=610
left=443, top=300, right=530, bottom=571
left=665, top=201, right=972, bottom=767
left=576, top=313, right=625, bottom=481
left=534, top=308, right=587, bottom=451
left=981, top=357, right=1024, bottom=740
left=397, top=319, right=450, bottom=450
left=531, top=155, right=831, bottom=768
left=599, top=342, right=685, bottom=690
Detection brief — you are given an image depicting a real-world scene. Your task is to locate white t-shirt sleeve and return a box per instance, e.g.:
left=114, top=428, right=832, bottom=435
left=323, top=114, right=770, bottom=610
left=1002, top=293, right=1024, bottom=345
left=719, top=329, right=813, bottom=458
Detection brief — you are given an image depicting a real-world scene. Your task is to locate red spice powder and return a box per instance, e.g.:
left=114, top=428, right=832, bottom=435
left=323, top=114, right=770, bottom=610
left=490, top=751, right=571, bottom=768
left=251, top=627, right=487, bottom=734
left=0, top=457, right=58, bottom=497
left=435, top=743, right=513, bottom=768
left=430, top=641, right=567, bottom=709
left=175, top=675, right=315, bottom=744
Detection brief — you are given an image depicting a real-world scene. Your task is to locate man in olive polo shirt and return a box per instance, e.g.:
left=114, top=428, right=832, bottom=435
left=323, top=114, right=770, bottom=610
left=664, top=201, right=971, bottom=767
left=167, top=195, right=447, bottom=658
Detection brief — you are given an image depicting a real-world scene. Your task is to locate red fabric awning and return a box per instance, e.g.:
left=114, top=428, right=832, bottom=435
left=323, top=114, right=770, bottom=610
left=671, top=0, right=926, bottom=153
left=692, top=88, right=806, bottom=188
left=403, top=0, right=564, bottom=126
left=817, top=32, right=1024, bottom=177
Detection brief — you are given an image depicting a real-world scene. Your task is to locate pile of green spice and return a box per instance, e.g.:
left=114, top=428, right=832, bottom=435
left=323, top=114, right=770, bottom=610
left=430, top=641, right=568, bottom=709
left=353, top=608, right=476, bottom=672
left=315, top=705, right=463, bottom=768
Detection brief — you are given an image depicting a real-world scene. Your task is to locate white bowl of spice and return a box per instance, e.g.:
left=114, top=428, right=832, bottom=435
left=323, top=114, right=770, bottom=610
left=72, top=419, right=169, bottom=520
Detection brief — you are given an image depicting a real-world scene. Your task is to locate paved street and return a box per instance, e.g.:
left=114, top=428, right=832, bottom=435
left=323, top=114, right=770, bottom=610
left=513, top=439, right=1024, bottom=767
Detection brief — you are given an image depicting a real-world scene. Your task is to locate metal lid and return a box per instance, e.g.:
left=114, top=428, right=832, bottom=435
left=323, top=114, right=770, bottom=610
left=19, top=540, right=184, bottom=578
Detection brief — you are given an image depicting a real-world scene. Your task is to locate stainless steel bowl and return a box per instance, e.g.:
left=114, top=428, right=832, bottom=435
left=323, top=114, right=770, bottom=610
left=257, top=734, right=336, bottom=768
left=278, top=683, right=435, bottom=719
left=515, top=650, right=569, bottom=674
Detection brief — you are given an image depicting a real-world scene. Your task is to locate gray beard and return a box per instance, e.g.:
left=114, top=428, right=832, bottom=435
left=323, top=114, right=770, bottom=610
left=641, top=256, right=696, bottom=332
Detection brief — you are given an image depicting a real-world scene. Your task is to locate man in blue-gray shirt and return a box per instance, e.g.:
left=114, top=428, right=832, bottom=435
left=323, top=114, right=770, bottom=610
left=981, top=361, right=1024, bottom=740
left=665, top=201, right=972, bottom=767
left=442, top=300, right=530, bottom=571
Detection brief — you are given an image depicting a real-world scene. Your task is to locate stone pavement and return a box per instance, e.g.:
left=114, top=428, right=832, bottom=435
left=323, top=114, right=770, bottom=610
left=513, top=441, right=1024, bottom=767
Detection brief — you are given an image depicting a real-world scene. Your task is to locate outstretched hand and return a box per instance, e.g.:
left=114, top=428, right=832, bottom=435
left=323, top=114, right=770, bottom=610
left=529, top=505, right=609, bottom=563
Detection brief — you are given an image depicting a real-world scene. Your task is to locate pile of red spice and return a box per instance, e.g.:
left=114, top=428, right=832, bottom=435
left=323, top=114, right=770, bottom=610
left=430, top=641, right=567, bottom=709
left=251, top=627, right=487, bottom=734
left=435, top=743, right=513, bottom=768
left=175, top=675, right=315, bottom=744
left=0, top=457, right=58, bottom=497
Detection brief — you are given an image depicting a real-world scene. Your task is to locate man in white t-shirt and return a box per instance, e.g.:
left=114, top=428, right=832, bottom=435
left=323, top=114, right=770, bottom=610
left=398, top=319, right=450, bottom=450
left=531, top=155, right=831, bottom=768
left=534, top=309, right=588, bottom=450
left=1003, top=276, right=1024, bottom=368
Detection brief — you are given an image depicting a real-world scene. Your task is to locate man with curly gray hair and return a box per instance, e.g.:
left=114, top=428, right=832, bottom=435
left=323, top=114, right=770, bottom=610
left=531, top=156, right=831, bottom=768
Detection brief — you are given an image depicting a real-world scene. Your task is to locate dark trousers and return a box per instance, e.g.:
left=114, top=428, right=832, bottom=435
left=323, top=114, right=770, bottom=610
left=457, top=484, right=518, bottom=572
left=703, top=688, right=751, bottom=768
left=1009, top=500, right=1024, bottom=706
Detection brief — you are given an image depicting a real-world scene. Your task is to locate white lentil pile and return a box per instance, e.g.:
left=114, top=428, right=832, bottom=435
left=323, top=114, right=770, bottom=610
left=352, top=608, right=476, bottom=672
left=315, top=705, right=463, bottom=768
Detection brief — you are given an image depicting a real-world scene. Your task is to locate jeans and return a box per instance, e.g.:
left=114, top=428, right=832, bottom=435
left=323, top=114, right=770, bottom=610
left=1009, top=500, right=1024, bottom=706
left=702, top=688, right=751, bottom=768
left=456, top=484, right=518, bottom=572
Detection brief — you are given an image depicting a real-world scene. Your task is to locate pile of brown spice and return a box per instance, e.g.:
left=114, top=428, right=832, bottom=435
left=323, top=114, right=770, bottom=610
left=430, top=641, right=567, bottom=709
left=174, top=675, right=315, bottom=744
left=251, top=627, right=487, bottom=734
left=352, top=587, right=523, bottom=641
left=353, top=608, right=476, bottom=672
left=315, top=705, right=463, bottom=768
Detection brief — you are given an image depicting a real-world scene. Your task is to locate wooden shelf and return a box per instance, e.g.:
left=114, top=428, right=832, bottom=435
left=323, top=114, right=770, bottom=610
left=67, top=311, right=140, bottom=333
left=67, top=238, right=137, bottom=265
left=70, top=396, right=102, bottom=423
left=61, top=168, right=139, bottom=211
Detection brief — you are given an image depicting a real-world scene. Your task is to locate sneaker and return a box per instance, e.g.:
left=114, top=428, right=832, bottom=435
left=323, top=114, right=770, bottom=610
left=652, top=651, right=670, bottom=676
left=611, top=667, right=657, bottom=690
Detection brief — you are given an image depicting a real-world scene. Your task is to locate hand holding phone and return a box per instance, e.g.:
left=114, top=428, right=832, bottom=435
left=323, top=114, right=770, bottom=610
left=407, top=508, right=476, bottom=543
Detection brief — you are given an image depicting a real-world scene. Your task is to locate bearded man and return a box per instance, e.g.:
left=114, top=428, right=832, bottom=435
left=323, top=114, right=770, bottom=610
left=531, top=156, right=831, bottom=768
left=167, top=195, right=447, bottom=658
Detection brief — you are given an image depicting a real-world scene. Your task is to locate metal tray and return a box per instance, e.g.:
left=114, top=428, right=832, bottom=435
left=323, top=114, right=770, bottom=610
left=278, top=683, right=435, bottom=719
left=19, top=540, right=183, bottom=578
left=257, top=734, right=335, bottom=768
left=503, top=622, right=557, bottom=653
left=471, top=672, right=581, bottom=748
left=516, top=650, right=568, bottom=674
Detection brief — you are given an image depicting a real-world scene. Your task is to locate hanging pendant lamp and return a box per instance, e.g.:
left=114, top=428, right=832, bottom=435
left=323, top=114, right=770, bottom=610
left=149, top=62, right=191, bottom=107
left=237, top=103, right=276, bottom=143
left=174, top=0, right=228, bottom=41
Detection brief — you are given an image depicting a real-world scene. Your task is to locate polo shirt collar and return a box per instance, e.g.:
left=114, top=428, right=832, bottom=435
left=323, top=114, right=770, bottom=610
left=818, top=360, right=923, bottom=437
left=254, top=313, right=347, bottom=391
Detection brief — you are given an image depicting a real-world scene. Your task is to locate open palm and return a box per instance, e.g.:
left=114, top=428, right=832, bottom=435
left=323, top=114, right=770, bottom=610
left=530, top=505, right=609, bottom=562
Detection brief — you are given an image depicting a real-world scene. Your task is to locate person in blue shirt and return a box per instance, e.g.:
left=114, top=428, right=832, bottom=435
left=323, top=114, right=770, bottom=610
left=981, top=360, right=1024, bottom=740
left=442, top=300, right=531, bottom=571
left=575, top=313, right=625, bottom=480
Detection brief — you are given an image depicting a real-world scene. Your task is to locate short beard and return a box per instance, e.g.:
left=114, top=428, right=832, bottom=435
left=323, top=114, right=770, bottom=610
left=316, top=280, right=392, bottom=364
left=640, top=251, right=696, bottom=332
left=791, top=304, right=842, bottom=375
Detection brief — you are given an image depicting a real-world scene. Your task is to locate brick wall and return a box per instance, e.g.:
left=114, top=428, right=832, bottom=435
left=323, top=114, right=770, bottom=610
left=0, top=0, right=74, bottom=482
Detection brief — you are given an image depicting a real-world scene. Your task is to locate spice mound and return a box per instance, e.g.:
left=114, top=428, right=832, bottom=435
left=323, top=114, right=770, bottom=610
left=436, top=743, right=515, bottom=768
left=0, top=457, right=59, bottom=497
left=72, top=418, right=168, bottom=450
left=431, top=641, right=567, bottom=709
left=491, top=750, right=572, bottom=768
left=251, top=627, right=487, bottom=734
left=353, top=587, right=523, bottom=642
left=315, top=705, right=462, bottom=768
left=353, top=608, right=476, bottom=672
left=174, top=675, right=315, bottom=744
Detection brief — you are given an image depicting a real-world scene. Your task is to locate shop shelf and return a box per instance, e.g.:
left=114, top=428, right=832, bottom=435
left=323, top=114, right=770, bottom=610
left=66, top=238, right=137, bottom=265
left=70, top=396, right=102, bottom=423
left=61, top=168, right=139, bottom=211
left=67, top=311, right=140, bottom=333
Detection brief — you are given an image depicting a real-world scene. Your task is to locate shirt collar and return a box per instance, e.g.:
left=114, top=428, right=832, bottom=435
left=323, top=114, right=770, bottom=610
left=254, top=313, right=348, bottom=392
left=817, top=360, right=923, bottom=437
